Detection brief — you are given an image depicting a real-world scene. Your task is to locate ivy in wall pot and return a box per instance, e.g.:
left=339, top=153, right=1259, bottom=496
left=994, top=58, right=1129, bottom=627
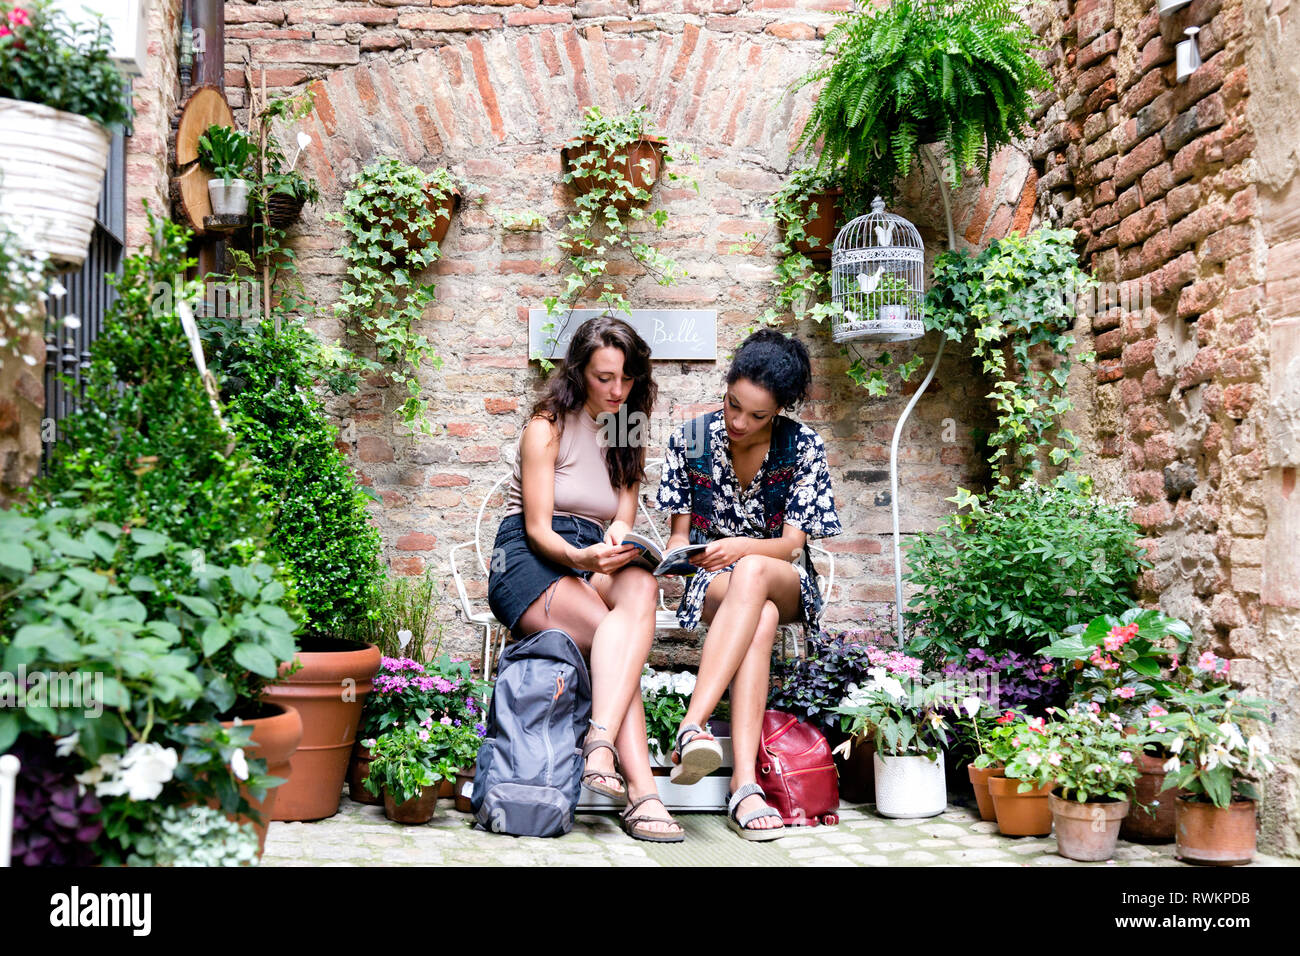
left=789, top=0, right=1051, bottom=201
left=539, top=105, right=698, bottom=368
left=332, top=158, right=463, bottom=433
left=925, top=228, right=1097, bottom=484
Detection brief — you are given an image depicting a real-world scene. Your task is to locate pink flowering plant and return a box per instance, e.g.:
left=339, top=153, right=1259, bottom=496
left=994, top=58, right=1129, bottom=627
left=1154, top=682, right=1275, bottom=809
left=1039, top=608, right=1192, bottom=722
left=359, top=653, right=489, bottom=742
left=1040, top=704, right=1144, bottom=803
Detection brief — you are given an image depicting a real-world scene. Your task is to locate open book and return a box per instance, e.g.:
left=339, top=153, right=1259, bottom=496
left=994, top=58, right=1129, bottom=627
left=620, top=532, right=708, bottom=576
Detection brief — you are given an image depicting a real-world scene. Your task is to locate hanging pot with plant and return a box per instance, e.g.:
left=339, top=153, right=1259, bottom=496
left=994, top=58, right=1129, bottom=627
left=561, top=110, right=666, bottom=211
left=0, top=1, right=133, bottom=271
left=198, top=124, right=254, bottom=217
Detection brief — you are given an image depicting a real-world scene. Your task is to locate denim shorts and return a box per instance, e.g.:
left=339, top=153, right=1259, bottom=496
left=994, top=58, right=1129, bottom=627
left=487, top=513, right=605, bottom=634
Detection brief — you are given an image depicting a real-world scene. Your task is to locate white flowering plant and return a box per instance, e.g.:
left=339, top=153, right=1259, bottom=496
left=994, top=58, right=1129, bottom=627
left=640, top=666, right=697, bottom=758
left=832, top=654, right=952, bottom=759
left=1155, top=684, right=1275, bottom=809
left=1025, top=704, right=1145, bottom=803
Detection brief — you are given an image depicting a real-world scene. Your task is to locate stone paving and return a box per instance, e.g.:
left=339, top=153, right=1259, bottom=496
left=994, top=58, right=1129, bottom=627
left=262, top=790, right=1297, bottom=867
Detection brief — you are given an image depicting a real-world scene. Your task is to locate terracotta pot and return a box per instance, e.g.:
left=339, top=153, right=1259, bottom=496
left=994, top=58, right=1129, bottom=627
left=404, top=183, right=458, bottom=253
left=826, top=727, right=875, bottom=803
left=1175, top=796, right=1257, bottom=866
left=1050, top=792, right=1130, bottom=861
left=454, top=768, right=476, bottom=814
left=1121, top=752, right=1180, bottom=842
left=967, top=764, right=1003, bottom=822
left=217, top=702, right=303, bottom=855
left=872, top=751, right=947, bottom=819
left=437, top=777, right=455, bottom=799
left=263, top=636, right=381, bottom=821
left=791, top=187, right=842, bottom=260
left=987, top=774, right=1054, bottom=836
left=561, top=135, right=665, bottom=209
left=346, top=741, right=382, bottom=806
left=383, top=785, right=439, bottom=825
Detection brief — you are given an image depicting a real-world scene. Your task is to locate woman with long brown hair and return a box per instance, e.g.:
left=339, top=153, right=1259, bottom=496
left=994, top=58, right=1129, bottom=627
left=486, top=315, right=682, bottom=841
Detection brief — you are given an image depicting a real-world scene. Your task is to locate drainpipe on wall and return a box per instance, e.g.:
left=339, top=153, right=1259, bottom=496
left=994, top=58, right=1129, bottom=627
left=186, top=0, right=225, bottom=279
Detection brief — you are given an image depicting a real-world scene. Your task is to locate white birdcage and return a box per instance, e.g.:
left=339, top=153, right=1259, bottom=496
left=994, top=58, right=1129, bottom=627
left=830, top=197, right=925, bottom=343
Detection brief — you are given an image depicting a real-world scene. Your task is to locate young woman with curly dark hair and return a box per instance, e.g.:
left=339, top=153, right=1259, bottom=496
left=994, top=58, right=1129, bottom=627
left=486, top=315, right=682, bottom=841
left=654, top=329, right=842, bottom=840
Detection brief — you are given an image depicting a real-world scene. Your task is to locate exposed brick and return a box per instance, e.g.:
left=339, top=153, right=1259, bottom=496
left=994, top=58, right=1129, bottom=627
left=357, top=436, right=394, bottom=462
left=1114, top=134, right=1166, bottom=189
left=395, top=533, right=438, bottom=551
left=484, top=397, right=519, bottom=415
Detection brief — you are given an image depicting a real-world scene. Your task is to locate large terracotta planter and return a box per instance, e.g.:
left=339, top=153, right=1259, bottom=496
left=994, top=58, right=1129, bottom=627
left=561, top=135, right=665, bottom=209
left=967, top=764, right=1003, bottom=822
left=263, top=636, right=381, bottom=821
left=205, top=702, right=302, bottom=857
left=791, top=187, right=842, bottom=261
left=1050, top=792, right=1130, bottom=861
left=346, top=741, right=382, bottom=806
left=1122, top=752, right=1180, bottom=842
left=384, top=785, right=439, bottom=825
left=1175, top=796, right=1257, bottom=866
left=0, top=97, right=113, bottom=271
left=872, top=751, right=947, bottom=819
left=987, top=775, right=1054, bottom=836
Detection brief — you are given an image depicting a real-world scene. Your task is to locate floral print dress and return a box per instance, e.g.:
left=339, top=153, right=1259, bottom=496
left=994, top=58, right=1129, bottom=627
left=655, top=411, right=842, bottom=631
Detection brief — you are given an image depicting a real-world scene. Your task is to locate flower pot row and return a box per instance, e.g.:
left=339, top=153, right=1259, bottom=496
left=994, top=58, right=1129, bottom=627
left=967, top=763, right=1259, bottom=864
left=347, top=742, right=476, bottom=820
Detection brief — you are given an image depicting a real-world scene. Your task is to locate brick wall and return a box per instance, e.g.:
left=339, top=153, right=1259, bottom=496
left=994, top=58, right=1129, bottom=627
left=1029, top=0, right=1299, bottom=853
left=0, top=301, right=46, bottom=505
left=127, top=0, right=183, bottom=253
left=219, top=0, right=1050, bottom=665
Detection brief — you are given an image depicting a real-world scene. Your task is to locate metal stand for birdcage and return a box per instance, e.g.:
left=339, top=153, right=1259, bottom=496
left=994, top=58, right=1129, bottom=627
left=886, top=144, right=957, bottom=645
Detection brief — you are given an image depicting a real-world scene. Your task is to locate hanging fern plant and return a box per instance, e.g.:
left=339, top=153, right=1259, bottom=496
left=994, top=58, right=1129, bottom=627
left=790, top=0, right=1050, bottom=200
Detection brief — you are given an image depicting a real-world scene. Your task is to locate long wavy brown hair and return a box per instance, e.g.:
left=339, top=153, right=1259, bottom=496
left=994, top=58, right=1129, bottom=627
left=530, top=315, right=656, bottom=489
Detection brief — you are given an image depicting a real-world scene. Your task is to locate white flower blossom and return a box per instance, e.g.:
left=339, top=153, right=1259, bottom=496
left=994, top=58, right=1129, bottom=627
left=961, top=696, right=981, bottom=719
left=54, top=732, right=80, bottom=759
left=230, top=748, right=249, bottom=782
left=1162, top=756, right=1181, bottom=773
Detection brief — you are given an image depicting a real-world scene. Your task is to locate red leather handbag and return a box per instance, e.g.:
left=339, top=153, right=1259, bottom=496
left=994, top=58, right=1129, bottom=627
left=756, top=710, right=840, bottom=826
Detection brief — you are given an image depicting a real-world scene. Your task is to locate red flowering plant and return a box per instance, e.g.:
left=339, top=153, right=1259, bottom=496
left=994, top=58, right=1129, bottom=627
left=968, top=706, right=1025, bottom=769
left=1038, top=607, right=1193, bottom=725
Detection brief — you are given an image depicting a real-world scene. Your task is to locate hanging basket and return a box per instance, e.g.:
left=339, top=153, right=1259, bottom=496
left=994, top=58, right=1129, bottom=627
left=0, top=97, right=112, bottom=273
left=829, top=196, right=926, bottom=343
left=561, top=135, right=665, bottom=210
left=266, top=191, right=307, bottom=230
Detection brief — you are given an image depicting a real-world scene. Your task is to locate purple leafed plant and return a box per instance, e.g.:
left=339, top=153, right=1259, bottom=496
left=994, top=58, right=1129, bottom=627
left=8, top=736, right=103, bottom=867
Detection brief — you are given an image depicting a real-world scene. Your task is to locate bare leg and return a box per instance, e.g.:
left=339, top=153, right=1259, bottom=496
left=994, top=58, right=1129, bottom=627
left=728, top=600, right=781, bottom=829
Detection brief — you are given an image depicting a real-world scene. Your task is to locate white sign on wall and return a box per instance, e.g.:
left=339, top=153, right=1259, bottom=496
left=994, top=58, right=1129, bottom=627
left=528, top=308, right=718, bottom=361
left=51, top=0, right=150, bottom=77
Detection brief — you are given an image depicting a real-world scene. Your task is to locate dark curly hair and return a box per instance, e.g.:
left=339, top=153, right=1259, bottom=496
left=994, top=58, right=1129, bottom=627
left=726, top=329, right=812, bottom=410
left=529, top=315, right=656, bottom=488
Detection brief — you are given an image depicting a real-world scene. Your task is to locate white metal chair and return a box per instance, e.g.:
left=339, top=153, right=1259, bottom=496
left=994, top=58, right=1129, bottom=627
left=1, top=753, right=19, bottom=868
left=447, top=458, right=837, bottom=677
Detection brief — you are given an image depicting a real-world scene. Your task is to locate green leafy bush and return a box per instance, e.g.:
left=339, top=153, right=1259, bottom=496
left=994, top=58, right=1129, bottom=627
left=0, top=0, right=133, bottom=130
left=791, top=0, right=1049, bottom=200
left=904, top=484, right=1148, bottom=662
left=202, top=316, right=384, bottom=638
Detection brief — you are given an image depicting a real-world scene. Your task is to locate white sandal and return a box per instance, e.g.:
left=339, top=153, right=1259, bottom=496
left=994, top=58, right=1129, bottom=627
left=669, top=723, right=723, bottom=786
left=727, top=783, right=785, bottom=842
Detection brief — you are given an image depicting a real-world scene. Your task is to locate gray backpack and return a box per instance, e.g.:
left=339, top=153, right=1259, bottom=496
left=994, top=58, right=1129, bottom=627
left=472, top=629, right=591, bottom=837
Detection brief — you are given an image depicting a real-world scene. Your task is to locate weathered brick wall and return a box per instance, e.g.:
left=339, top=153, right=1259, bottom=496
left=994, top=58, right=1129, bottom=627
left=127, top=0, right=183, bottom=253
left=0, top=302, right=46, bottom=506
left=1029, top=0, right=1299, bottom=853
left=220, top=0, right=1046, bottom=665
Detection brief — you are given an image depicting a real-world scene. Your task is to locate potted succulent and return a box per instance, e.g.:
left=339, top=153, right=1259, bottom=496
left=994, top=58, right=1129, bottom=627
left=833, top=650, right=949, bottom=819
left=0, top=0, right=133, bottom=270
left=789, top=0, right=1050, bottom=201
left=988, top=714, right=1056, bottom=836
left=1157, top=669, right=1275, bottom=866
left=1044, top=705, right=1142, bottom=862
left=364, top=722, right=456, bottom=825
left=198, top=124, right=255, bottom=216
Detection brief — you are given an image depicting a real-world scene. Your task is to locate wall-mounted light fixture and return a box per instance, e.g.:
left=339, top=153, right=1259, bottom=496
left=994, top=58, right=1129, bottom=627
left=51, top=0, right=151, bottom=76
left=1158, top=0, right=1193, bottom=14
left=1176, top=26, right=1202, bottom=83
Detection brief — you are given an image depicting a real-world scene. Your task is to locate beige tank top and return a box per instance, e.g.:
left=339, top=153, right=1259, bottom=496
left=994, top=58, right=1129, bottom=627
left=504, top=408, right=621, bottom=525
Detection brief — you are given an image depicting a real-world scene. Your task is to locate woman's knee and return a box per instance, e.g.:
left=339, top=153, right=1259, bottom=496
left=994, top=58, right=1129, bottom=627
left=728, top=554, right=771, bottom=594
left=615, top=565, right=659, bottom=608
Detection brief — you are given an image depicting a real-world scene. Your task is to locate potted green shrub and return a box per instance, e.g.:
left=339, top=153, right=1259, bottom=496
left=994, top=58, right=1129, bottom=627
left=789, top=0, right=1050, bottom=200
left=0, top=0, right=133, bottom=270
left=198, top=124, right=255, bottom=216
left=365, top=723, right=456, bottom=824
left=1044, top=705, right=1142, bottom=862
left=1156, top=671, right=1275, bottom=866
left=833, top=650, right=949, bottom=819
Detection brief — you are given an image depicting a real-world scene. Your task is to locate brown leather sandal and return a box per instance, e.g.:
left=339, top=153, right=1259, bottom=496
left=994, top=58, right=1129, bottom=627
left=580, top=738, right=627, bottom=802
left=620, top=793, right=685, bottom=843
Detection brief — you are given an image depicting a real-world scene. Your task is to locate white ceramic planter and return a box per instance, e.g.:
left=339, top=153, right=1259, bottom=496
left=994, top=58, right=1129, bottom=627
left=208, top=178, right=251, bottom=216
left=872, top=751, right=947, bottom=819
left=0, top=97, right=112, bottom=272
